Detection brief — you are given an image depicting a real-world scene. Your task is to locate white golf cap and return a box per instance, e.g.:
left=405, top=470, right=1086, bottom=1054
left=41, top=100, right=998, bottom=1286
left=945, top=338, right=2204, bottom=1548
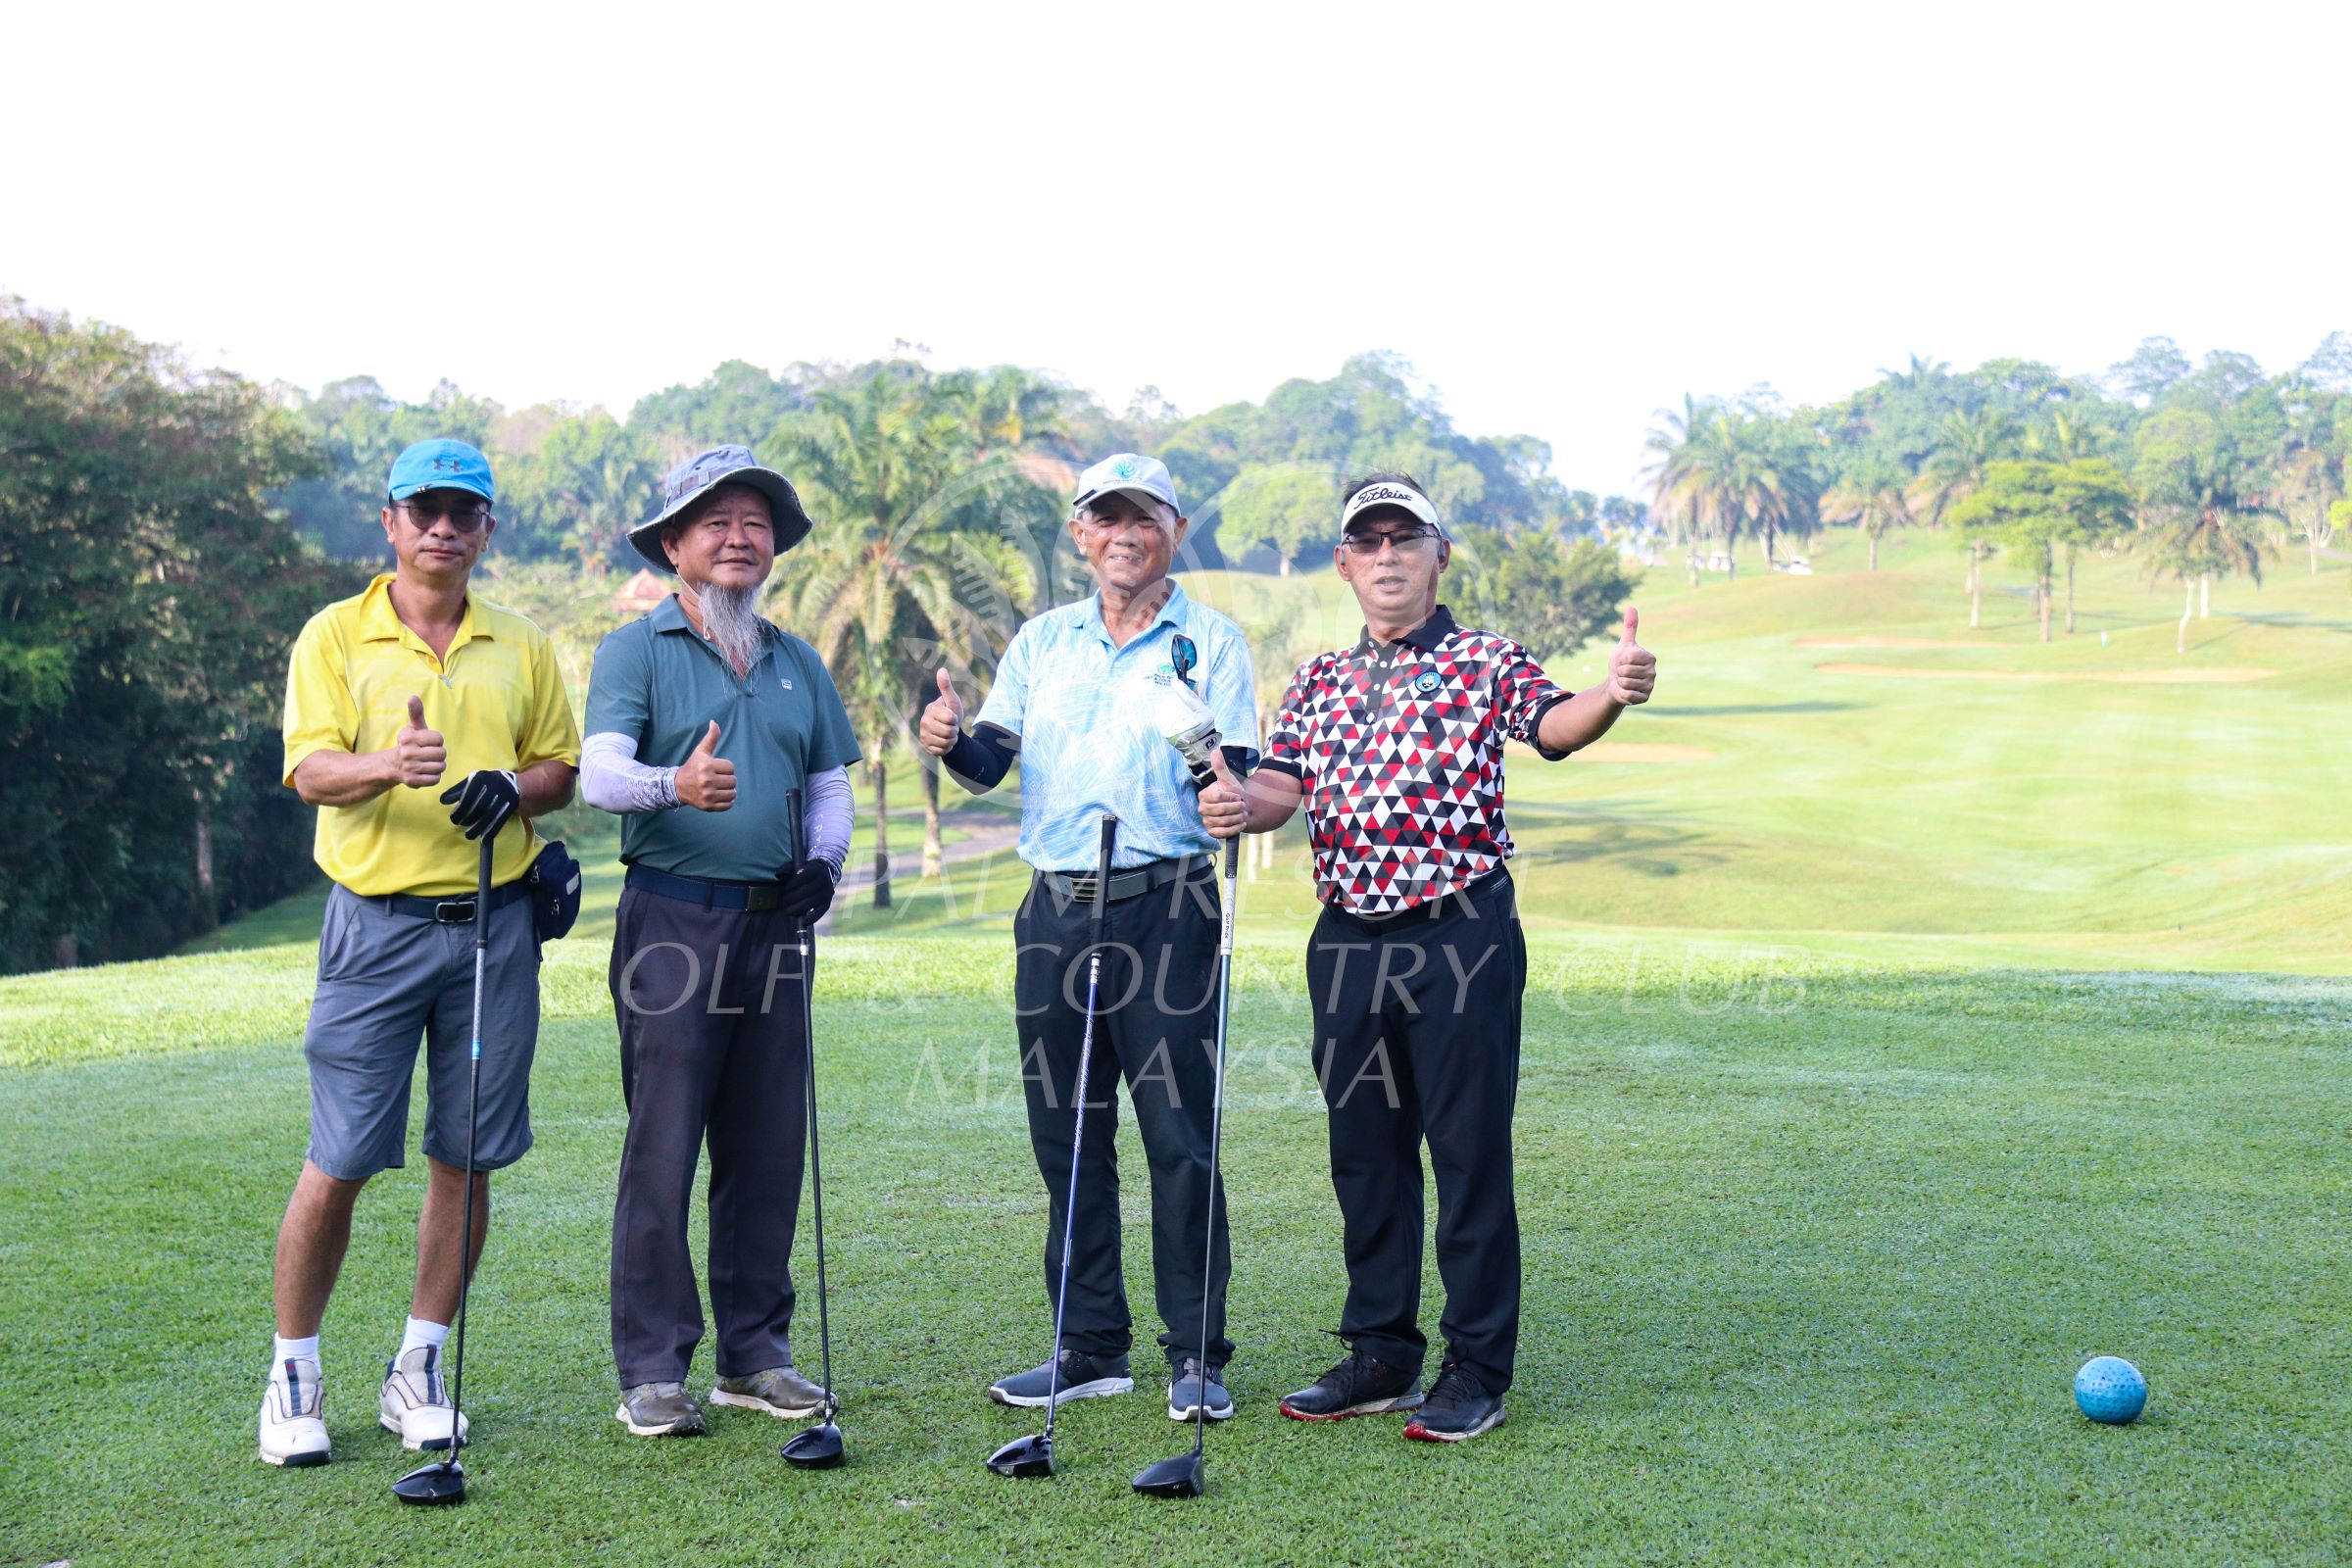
left=1340, top=478, right=1446, bottom=539
left=1072, top=453, right=1182, bottom=517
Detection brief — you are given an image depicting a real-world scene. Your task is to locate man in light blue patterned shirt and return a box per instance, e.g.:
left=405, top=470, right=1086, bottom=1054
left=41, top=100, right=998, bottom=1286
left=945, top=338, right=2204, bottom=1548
left=917, top=453, right=1255, bottom=1423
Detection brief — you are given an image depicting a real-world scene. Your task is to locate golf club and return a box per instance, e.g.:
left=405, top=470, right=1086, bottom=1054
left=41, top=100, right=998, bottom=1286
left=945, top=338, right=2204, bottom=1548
left=778, top=786, right=846, bottom=1471
left=392, top=831, right=496, bottom=1506
left=986, top=813, right=1118, bottom=1480
left=1133, top=829, right=1240, bottom=1499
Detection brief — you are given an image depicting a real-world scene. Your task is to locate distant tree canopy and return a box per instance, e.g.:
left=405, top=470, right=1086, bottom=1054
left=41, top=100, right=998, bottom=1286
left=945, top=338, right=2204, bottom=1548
left=1447, top=525, right=1641, bottom=666
left=1, top=298, right=356, bottom=972
left=273, top=349, right=1637, bottom=573
left=1642, top=333, right=2350, bottom=634
left=14, top=300, right=2349, bottom=970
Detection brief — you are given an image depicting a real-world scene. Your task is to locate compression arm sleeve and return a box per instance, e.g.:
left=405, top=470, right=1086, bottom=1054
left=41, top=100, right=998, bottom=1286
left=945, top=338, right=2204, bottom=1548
left=580, top=731, right=677, bottom=813
left=805, top=765, right=853, bottom=874
left=943, top=721, right=1018, bottom=793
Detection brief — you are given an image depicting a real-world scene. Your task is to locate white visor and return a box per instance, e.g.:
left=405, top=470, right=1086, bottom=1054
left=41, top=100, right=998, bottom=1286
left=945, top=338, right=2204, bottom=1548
left=1340, top=482, right=1446, bottom=539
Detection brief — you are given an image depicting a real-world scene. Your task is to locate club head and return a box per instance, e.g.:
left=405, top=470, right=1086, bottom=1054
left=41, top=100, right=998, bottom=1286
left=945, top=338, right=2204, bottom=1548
left=391, top=1457, right=466, bottom=1505
left=984, top=1432, right=1055, bottom=1478
left=780, top=1420, right=845, bottom=1470
left=1130, top=1450, right=1204, bottom=1498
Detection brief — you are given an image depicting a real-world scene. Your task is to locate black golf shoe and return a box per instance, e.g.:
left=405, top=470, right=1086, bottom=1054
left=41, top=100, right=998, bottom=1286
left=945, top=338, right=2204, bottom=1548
left=1401, top=1362, right=1506, bottom=1443
left=987, top=1348, right=1134, bottom=1408
left=1278, top=1349, right=1424, bottom=1422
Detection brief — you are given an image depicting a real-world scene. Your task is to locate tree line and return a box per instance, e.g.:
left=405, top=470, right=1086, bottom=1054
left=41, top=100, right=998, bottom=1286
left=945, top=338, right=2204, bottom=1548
left=1642, top=336, right=2352, bottom=649
left=1, top=307, right=1638, bottom=967
left=14, top=287, right=2336, bottom=970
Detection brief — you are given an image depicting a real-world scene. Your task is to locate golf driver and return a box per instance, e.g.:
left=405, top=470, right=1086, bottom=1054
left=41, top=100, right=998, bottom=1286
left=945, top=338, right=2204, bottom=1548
left=986, top=813, right=1118, bottom=1480
left=778, top=786, right=846, bottom=1471
left=1133, top=831, right=1240, bottom=1499
left=392, top=831, right=497, bottom=1506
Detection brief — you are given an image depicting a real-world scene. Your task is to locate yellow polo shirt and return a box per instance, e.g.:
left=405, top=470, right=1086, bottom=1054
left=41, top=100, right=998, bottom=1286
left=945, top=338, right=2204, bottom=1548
left=282, top=573, right=581, bottom=896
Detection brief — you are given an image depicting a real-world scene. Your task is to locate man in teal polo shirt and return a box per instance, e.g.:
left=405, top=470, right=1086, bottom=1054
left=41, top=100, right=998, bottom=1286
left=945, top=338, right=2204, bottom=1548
left=581, top=444, right=859, bottom=1438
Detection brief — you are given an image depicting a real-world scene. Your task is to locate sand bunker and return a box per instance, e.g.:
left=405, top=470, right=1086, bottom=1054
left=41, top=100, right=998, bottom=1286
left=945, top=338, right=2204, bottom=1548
left=1816, top=662, right=2278, bottom=685
left=1794, top=635, right=2005, bottom=649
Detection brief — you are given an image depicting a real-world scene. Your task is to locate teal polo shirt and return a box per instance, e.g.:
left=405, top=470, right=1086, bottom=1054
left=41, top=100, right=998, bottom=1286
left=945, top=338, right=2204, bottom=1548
left=585, top=595, right=860, bottom=880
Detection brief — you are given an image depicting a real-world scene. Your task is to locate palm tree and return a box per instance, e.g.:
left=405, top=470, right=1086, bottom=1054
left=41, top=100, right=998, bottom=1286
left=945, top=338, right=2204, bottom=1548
left=2025, top=411, right=2114, bottom=631
left=1820, top=458, right=1916, bottom=571
left=2132, top=413, right=2274, bottom=654
left=1645, top=397, right=1788, bottom=580
left=1877, top=353, right=1951, bottom=394
left=948, top=366, right=1067, bottom=455
left=1915, top=408, right=2018, bottom=626
left=770, top=369, right=1047, bottom=903
left=2274, top=446, right=2342, bottom=576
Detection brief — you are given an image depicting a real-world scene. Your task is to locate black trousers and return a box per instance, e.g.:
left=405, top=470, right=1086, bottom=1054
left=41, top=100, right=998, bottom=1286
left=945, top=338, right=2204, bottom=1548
left=608, top=886, right=809, bottom=1388
left=1306, top=869, right=1526, bottom=1393
left=1011, top=863, right=1231, bottom=1373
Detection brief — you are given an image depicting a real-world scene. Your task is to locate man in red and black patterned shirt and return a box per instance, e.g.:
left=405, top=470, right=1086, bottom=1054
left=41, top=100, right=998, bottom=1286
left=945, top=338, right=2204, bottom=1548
left=1234, top=471, right=1656, bottom=1443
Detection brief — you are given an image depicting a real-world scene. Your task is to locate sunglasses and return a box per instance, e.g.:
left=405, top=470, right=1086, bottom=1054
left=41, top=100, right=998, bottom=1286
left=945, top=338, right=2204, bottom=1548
left=396, top=499, right=493, bottom=533
left=1341, top=526, right=1440, bottom=555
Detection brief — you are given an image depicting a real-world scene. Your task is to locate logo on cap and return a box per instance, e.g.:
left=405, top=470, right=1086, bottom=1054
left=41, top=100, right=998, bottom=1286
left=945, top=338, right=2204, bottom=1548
left=432, top=457, right=465, bottom=471
left=1113, top=460, right=1138, bottom=479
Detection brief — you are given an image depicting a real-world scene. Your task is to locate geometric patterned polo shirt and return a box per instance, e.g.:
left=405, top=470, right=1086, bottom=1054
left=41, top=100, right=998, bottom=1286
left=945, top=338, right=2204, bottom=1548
left=1261, top=605, right=1572, bottom=915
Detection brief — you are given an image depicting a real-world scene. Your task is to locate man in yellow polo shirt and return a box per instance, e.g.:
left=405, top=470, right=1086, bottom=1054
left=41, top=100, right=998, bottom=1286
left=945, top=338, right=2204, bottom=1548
left=259, top=438, right=579, bottom=1469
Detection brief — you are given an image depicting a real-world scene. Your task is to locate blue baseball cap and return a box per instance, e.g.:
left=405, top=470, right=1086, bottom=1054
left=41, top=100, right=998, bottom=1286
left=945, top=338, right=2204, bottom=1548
left=1072, top=453, right=1182, bottom=517
left=387, top=439, right=495, bottom=505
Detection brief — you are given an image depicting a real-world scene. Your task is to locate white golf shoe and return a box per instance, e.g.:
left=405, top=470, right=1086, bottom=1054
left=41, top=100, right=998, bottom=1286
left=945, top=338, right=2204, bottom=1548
left=259, top=1356, right=330, bottom=1467
left=379, top=1345, right=470, bottom=1451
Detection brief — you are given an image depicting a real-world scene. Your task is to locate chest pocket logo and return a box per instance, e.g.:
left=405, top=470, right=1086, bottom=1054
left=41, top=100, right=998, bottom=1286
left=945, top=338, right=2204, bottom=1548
left=1414, top=671, right=1442, bottom=695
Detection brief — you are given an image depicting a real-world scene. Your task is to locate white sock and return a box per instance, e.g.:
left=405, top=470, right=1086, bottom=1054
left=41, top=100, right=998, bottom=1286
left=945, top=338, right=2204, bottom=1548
left=272, top=1335, right=318, bottom=1371
left=398, top=1317, right=451, bottom=1360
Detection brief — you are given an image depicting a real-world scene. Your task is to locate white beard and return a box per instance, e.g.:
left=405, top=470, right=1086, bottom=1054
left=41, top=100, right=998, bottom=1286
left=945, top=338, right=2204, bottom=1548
left=698, top=581, right=766, bottom=672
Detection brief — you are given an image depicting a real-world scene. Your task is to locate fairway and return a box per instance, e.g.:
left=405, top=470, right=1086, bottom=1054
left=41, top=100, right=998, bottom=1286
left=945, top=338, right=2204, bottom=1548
left=5, top=539, right=2349, bottom=1566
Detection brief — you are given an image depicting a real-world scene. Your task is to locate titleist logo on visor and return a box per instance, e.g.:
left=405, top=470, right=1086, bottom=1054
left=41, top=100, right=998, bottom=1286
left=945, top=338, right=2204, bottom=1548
left=1354, top=485, right=1419, bottom=507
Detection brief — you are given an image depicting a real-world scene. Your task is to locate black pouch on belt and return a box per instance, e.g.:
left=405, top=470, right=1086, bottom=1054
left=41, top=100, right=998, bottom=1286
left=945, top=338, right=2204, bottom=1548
left=526, top=840, right=583, bottom=942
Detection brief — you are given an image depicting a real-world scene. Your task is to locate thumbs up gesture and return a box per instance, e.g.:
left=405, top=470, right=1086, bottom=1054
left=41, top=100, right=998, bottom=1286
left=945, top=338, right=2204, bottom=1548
left=1606, top=607, right=1656, bottom=707
left=391, top=694, right=447, bottom=788
left=1199, top=750, right=1247, bottom=840
left=674, top=719, right=736, bottom=811
left=917, top=666, right=964, bottom=758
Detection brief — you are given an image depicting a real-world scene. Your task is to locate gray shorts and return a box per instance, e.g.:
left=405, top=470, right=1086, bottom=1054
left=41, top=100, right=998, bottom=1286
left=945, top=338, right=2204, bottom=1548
left=303, top=883, right=542, bottom=1182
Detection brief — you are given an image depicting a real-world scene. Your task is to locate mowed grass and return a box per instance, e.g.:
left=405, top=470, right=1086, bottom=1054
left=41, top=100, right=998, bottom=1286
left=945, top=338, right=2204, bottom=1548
left=1124, top=533, right=2352, bottom=972
left=2, top=933, right=2347, bottom=1567
left=4, top=532, right=2350, bottom=1564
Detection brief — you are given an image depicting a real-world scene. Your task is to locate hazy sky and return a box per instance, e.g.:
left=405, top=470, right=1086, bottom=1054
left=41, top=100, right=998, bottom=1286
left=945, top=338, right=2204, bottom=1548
left=9, top=3, right=2345, bottom=494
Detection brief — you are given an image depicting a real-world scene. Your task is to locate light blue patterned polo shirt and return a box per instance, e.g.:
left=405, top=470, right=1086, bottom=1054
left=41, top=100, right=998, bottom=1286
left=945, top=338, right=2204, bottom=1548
left=976, top=580, right=1258, bottom=872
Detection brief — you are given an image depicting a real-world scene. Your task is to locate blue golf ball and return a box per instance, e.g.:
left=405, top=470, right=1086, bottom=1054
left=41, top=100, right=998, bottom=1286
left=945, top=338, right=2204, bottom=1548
left=2075, top=1356, right=2148, bottom=1424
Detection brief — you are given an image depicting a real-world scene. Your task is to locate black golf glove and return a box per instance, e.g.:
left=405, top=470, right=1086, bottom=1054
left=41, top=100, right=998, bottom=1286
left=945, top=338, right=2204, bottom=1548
left=440, top=768, right=520, bottom=841
left=777, top=858, right=839, bottom=923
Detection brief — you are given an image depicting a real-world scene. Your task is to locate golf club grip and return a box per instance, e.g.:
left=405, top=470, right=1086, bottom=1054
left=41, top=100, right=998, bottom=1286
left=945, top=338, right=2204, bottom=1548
left=1220, top=833, right=1239, bottom=877
left=784, top=786, right=804, bottom=873
left=475, top=835, right=494, bottom=952
left=1091, top=815, right=1116, bottom=936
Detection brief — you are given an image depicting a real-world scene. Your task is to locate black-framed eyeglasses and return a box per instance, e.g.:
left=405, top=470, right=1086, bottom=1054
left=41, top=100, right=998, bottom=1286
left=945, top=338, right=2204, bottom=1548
left=395, top=499, right=493, bottom=533
left=1340, top=526, right=1440, bottom=555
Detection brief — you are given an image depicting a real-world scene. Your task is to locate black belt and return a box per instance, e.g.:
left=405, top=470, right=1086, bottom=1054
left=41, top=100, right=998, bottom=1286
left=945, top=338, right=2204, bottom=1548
left=374, top=879, right=533, bottom=924
left=626, top=864, right=790, bottom=911
left=1037, top=854, right=1209, bottom=906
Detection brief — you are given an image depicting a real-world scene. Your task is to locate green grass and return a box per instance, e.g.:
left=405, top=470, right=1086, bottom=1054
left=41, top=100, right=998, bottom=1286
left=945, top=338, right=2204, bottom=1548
left=2, top=937, right=2345, bottom=1566
left=5, top=532, right=2350, bottom=1564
